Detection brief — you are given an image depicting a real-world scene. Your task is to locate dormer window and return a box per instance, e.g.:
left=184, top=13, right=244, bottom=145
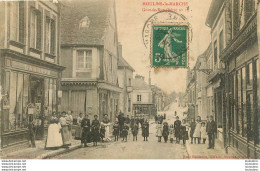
left=79, top=16, right=90, bottom=29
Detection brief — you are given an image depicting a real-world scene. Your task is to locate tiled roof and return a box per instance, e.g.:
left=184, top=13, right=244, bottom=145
left=118, top=57, right=135, bottom=71
left=60, top=0, right=113, bottom=45
left=132, top=78, right=151, bottom=90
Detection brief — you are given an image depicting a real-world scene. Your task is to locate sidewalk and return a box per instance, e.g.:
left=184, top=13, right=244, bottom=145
left=185, top=140, right=244, bottom=159
left=1, top=139, right=82, bottom=159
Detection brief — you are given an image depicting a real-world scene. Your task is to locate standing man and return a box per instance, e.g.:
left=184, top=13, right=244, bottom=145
left=174, top=116, right=181, bottom=144
left=81, top=114, right=91, bottom=147
left=207, top=115, right=217, bottom=149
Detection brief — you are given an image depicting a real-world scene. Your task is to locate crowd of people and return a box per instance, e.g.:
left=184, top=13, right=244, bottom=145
left=42, top=110, right=217, bottom=150
left=155, top=114, right=217, bottom=149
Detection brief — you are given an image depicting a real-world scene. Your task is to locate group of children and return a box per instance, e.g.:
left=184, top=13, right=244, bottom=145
left=112, top=119, right=149, bottom=142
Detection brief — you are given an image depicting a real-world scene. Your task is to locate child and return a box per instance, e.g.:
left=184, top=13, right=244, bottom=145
left=200, top=122, right=207, bottom=144
left=162, top=122, right=169, bottom=143
left=121, top=123, right=129, bottom=142
left=100, top=125, right=105, bottom=143
left=113, top=121, right=120, bottom=141
left=132, top=123, right=138, bottom=141
left=169, top=124, right=174, bottom=143
left=156, top=123, right=163, bottom=142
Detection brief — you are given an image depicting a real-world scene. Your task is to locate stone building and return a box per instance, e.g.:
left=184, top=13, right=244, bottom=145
left=0, top=1, right=64, bottom=152
left=59, top=0, right=122, bottom=122
left=206, top=0, right=259, bottom=158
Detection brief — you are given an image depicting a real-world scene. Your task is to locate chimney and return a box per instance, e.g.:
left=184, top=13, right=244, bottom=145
left=118, top=42, right=122, bottom=58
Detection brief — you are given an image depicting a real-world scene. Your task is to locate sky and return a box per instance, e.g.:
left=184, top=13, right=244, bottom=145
left=115, top=0, right=212, bottom=94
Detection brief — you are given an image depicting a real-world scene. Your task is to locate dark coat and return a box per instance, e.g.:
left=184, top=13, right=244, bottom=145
left=180, top=125, right=188, bottom=140
left=142, top=122, right=149, bottom=137
left=162, top=124, right=169, bottom=137
left=81, top=118, right=91, bottom=141
left=113, top=124, right=120, bottom=136
left=132, top=124, right=139, bottom=136
left=91, top=119, right=100, bottom=142
left=189, top=122, right=196, bottom=137
left=174, top=120, right=181, bottom=138
left=121, top=125, right=129, bottom=137
left=207, top=120, right=217, bottom=134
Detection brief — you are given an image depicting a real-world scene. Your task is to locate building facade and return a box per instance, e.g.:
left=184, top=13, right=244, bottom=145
left=60, top=0, right=122, bottom=122
left=206, top=0, right=259, bottom=158
left=151, top=85, right=166, bottom=112
left=0, top=1, right=64, bottom=151
left=132, top=75, right=154, bottom=118
left=117, top=44, right=135, bottom=116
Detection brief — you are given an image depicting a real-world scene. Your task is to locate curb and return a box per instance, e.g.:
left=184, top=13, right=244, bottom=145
left=185, top=141, right=193, bottom=158
left=36, top=144, right=82, bottom=159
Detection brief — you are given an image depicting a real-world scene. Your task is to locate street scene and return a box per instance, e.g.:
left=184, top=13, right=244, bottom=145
left=0, top=0, right=259, bottom=160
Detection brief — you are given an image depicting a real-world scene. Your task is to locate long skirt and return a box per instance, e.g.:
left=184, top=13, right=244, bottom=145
left=75, top=126, right=82, bottom=140
left=45, top=123, right=63, bottom=149
left=61, top=125, right=71, bottom=146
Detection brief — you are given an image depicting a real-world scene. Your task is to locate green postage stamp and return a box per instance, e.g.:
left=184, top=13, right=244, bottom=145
left=151, top=24, right=189, bottom=68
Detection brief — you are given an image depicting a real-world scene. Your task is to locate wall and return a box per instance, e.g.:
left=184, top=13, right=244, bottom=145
left=133, top=90, right=152, bottom=104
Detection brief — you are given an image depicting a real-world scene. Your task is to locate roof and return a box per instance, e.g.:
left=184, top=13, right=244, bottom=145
left=118, top=57, right=135, bottom=71
left=60, top=0, right=114, bottom=45
left=132, top=77, right=151, bottom=90
left=205, top=0, right=225, bottom=28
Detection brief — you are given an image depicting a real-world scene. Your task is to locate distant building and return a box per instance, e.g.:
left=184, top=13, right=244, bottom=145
left=132, top=75, right=154, bottom=118
left=117, top=43, right=135, bottom=116
left=60, top=0, right=122, bottom=122
left=151, top=85, right=166, bottom=112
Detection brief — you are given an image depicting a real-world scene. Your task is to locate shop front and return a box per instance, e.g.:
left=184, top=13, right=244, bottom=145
left=133, top=104, right=154, bottom=119
left=1, top=53, right=64, bottom=152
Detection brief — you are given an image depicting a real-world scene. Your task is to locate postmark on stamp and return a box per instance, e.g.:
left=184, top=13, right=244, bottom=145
left=142, top=11, right=191, bottom=68
left=151, top=24, right=188, bottom=67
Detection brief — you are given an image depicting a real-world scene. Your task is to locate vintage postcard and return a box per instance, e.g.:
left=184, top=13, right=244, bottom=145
left=0, top=0, right=259, bottom=162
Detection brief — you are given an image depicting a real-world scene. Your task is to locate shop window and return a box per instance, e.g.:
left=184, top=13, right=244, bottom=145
left=10, top=1, right=25, bottom=43
left=3, top=71, right=10, bottom=132
left=9, top=72, right=17, bottom=130
left=246, top=63, right=253, bottom=90
left=237, top=69, right=242, bottom=135
left=242, top=67, right=247, bottom=137
left=30, top=9, right=41, bottom=50
left=76, top=50, right=92, bottom=70
left=16, top=73, right=23, bottom=129
left=23, top=74, right=29, bottom=128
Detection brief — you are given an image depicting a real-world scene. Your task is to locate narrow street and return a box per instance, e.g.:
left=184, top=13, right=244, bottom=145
left=53, top=102, right=188, bottom=159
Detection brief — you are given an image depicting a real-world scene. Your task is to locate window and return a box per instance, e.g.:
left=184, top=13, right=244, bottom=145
left=246, top=63, right=253, bottom=90
left=237, top=69, right=242, bottom=134
left=128, top=78, right=131, bottom=86
left=30, top=10, right=41, bottom=49
left=219, top=30, right=224, bottom=53
left=10, top=1, right=25, bottom=43
left=214, top=40, right=218, bottom=66
left=110, top=54, right=113, bottom=72
left=137, top=95, right=142, bottom=102
left=76, top=50, right=92, bottom=70
left=45, top=17, right=55, bottom=54
left=242, top=67, right=247, bottom=137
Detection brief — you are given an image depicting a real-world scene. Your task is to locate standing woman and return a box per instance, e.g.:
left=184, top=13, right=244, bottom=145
left=156, top=122, right=163, bottom=142
left=189, top=119, right=196, bottom=144
left=75, top=113, right=83, bottom=140
left=142, top=119, right=149, bottom=141
left=45, top=112, right=63, bottom=149
left=193, top=116, right=202, bottom=144
left=174, top=116, right=181, bottom=144
left=91, top=115, right=100, bottom=146
left=59, top=111, right=71, bottom=147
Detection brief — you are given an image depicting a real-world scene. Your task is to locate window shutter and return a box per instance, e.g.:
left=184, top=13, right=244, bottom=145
left=36, top=11, right=42, bottom=50
left=18, top=1, right=25, bottom=43
left=50, top=19, right=56, bottom=55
